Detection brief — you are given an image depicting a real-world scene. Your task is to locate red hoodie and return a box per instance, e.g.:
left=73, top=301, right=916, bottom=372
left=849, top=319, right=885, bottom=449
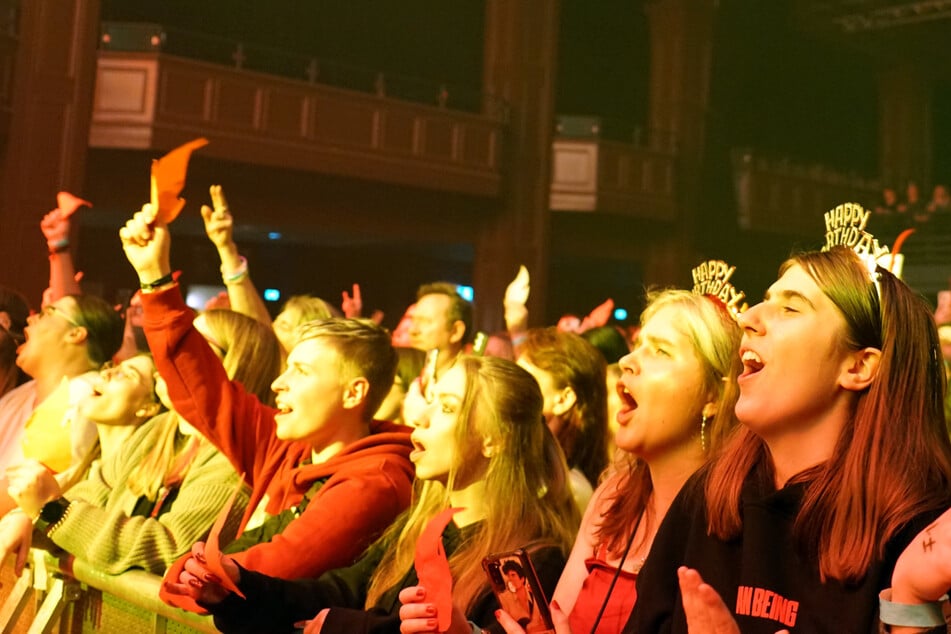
left=142, top=286, right=414, bottom=579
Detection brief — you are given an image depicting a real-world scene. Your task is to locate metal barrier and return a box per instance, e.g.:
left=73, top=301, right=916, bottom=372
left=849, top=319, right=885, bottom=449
left=0, top=550, right=218, bottom=634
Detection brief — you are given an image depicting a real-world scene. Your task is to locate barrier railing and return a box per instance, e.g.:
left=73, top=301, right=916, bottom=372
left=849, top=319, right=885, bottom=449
left=0, top=549, right=216, bottom=634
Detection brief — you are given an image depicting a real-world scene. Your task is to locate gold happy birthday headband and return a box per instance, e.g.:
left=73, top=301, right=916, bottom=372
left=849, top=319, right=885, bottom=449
left=691, top=259, right=748, bottom=318
left=820, top=202, right=913, bottom=281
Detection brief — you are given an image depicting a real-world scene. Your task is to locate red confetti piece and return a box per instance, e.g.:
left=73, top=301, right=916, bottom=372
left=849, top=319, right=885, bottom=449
left=414, top=507, right=463, bottom=632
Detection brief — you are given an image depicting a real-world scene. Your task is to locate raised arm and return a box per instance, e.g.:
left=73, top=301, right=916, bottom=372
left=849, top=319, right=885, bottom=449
left=504, top=265, right=530, bottom=353
left=200, top=185, right=272, bottom=327
left=119, top=204, right=282, bottom=484
left=41, top=207, right=81, bottom=301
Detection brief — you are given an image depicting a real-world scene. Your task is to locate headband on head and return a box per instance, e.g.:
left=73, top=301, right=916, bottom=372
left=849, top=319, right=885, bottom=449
left=820, top=202, right=913, bottom=283
left=691, top=259, right=747, bottom=319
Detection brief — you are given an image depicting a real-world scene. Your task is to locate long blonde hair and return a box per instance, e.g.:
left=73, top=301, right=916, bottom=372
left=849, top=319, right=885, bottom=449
left=365, top=356, right=580, bottom=613
left=127, top=309, right=282, bottom=499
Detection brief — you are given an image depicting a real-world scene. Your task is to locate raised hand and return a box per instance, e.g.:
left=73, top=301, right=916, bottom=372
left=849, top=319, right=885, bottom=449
left=341, top=284, right=363, bottom=318
left=200, top=185, right=235, bottom=250
left=504, top=266, right=530, bottom=335
left=119, top=203, right=171, bottom=285
left=40, top=209, right=71, bottom=248
left=504, top=265, right=530, bottom=307
left=579, top=298, right=614, bottom=333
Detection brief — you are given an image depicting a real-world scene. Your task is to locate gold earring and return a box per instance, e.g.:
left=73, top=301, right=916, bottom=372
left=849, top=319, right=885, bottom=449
left=701, top=414, right=710, bottom=452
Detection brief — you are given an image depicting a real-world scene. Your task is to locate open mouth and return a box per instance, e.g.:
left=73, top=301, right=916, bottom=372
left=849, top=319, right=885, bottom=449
left=740, top=349, right=764, bottom=378
left=617, top=381, right=637, bottom=412
left=409, top=436, right=426, bottom=462
left=275, top=401, right=293, bottom=416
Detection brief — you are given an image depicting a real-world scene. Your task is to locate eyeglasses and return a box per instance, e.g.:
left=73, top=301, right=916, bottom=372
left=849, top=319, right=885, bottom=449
left=39, top=305, right=84, bottom=329
left=99, top=360, right=151, bottom=388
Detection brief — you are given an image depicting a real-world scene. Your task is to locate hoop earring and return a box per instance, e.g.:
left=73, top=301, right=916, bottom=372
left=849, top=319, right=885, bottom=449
left=701, top=414, right=710, bottom=452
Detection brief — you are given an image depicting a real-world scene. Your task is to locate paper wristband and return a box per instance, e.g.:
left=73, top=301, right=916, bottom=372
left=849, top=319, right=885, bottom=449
left=879, top=590, right=947, bottom=627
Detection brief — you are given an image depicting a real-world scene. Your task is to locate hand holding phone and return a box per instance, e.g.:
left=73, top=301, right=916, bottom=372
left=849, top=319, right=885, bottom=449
left=482, top=549, right=554, bottom=634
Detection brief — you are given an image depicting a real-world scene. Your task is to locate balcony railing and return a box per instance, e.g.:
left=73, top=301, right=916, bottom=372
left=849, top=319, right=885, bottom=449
left=731, top=148, right=880, bottom=235
left=99, top=22, right=507, bottom=118
left=89, top=50, right=504, bottom=197
left=549, top=132, right=679, bottom=219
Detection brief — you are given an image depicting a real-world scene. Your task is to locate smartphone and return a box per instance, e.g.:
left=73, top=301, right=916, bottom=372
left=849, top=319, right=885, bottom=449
left=482, top=549, right=555, bottom=634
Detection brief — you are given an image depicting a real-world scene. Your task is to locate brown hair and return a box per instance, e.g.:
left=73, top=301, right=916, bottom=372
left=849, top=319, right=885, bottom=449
left=518, top=327, right=609, bottom=486
left=416, top=282, right=474, bottom=345
left=705, top=247, right=951, bottom=582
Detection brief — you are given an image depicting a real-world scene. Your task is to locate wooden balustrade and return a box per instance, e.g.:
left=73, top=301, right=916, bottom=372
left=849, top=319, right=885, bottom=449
left=90, top=51, right=504, bottom=197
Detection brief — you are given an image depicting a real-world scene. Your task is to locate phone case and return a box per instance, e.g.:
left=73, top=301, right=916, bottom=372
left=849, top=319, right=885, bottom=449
left=482, top=549, right=555, bottom=634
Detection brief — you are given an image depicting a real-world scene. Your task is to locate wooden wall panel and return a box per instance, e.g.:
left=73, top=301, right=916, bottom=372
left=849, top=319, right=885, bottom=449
left=264, top=88, right=309, bottom=139
left=380, top=109, right=416, bottom=154
left=421, top=117, right=454, bottom=159
left=312, top=96, right=376, bottom=147
left=158, top=65, right=209, bottom=122
left=215, top=78, right=260, bottom=130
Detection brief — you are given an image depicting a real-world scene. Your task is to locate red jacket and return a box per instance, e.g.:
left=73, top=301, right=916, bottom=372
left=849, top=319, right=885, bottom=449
left=142, top=286, right=415, bottom=579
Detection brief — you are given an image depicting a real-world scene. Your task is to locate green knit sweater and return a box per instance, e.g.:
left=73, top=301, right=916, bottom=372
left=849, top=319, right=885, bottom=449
left=51, top=412, right=249, bottom=575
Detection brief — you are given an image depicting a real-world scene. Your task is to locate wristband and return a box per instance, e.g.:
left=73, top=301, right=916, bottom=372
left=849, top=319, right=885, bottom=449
left=48, top=240, right=69, bottom=255
left=33, top=497, right=71, bottom=536
left=879, top=589, right=947, bottom=627
left=140, top=272, right=175, bottom=291
left=221, top=255, right=248, bottom=284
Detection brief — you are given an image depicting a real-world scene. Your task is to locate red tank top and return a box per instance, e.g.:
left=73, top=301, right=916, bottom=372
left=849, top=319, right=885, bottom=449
left=567, top=543, right=638, bottom=634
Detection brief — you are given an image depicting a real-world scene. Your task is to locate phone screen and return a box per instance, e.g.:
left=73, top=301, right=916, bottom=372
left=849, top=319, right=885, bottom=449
left=482, top=550, right=554, bottom=634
